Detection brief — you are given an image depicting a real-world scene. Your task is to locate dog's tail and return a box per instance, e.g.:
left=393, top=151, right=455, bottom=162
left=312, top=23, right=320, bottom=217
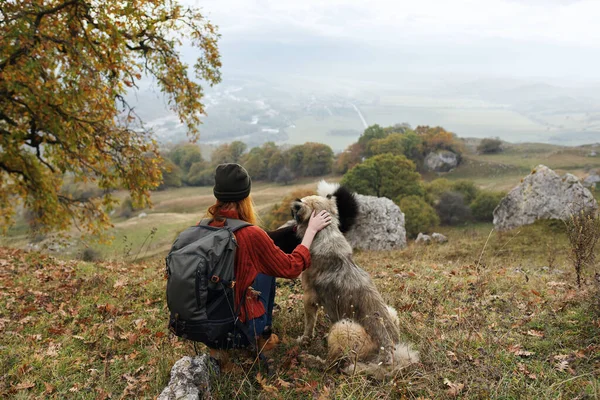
left=317, top=180, right=359, bottom=233
left=327, top=319, right=419, bottom=379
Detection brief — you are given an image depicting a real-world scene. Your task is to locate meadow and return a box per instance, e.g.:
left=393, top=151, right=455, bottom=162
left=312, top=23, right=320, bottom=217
left=1, top=142, right=599, bottom=398
left=1, top=221, right=599, bottom=399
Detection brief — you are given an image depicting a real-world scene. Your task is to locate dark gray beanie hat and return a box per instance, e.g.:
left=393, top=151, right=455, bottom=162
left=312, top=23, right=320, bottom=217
left=213, top=163, right=252, bottom=202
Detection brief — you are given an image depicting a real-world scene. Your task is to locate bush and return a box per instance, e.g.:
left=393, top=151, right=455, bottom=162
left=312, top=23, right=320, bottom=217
left=477, top=138, right=503, bottom=154
left=565, top=210, right=600, bottom=287
left=398, top=195, right=440, bottom=238
left=262, top=189, right=315, bottom=230
left=470, top=191, right=505, bottom=222
left=436, top=191, right=472, bottom=225
left=425, top=178, right=453, bottom=204
left=81, top=247, right=102, bottom=262
left=117, top=197, right=139, bottom=219
left=451, top=180, right=480, bottom=205
left=341, top=154, right=424, bottom=200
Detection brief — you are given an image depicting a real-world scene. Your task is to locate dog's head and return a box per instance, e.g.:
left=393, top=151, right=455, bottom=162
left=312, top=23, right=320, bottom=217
left=291, top=195, right=339, bottom=228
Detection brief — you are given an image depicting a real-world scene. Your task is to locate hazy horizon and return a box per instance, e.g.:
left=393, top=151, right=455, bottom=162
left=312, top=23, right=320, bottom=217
left=130, top=0, right=600, bottom=150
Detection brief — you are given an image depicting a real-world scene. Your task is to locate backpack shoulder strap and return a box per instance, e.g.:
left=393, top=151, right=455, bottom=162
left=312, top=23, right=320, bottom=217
left=225, top=218, right=252, bottom=232
left=198, top=218, right=212, bottom=226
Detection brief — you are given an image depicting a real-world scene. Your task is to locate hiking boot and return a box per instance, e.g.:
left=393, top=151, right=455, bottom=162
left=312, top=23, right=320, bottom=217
left=257, top=333, right=280, bottom=352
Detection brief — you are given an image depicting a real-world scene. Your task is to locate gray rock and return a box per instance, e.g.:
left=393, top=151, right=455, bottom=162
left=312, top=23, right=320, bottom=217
left=345, top=194, right=407, bottom=250
left=138, top=212, right=148, bottom=218
left=158, top=355, right=215, bottom=400
left=583, top=173, right=600, bottom=188
left=493, top=165, right=598, bottom=231
left=431, top=232, right=448, bottom=243
left=424, top=150, right=459, bottom=172
left=415, top=233, right=432, bottom=244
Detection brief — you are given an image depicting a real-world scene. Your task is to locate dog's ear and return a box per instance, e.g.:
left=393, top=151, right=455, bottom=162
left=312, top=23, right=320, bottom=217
left=333, top=186, right=359, bottom=233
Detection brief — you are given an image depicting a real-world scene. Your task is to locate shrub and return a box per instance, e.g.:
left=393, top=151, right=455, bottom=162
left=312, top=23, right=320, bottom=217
left=470, top=191, right=505, bottom=222
left=398, top=195, right=440, bottom=238
left=81, top=247, right=102, bottom=262
left=477, top=138, right=503, bottom=154
left=262, top=189, right=316, bottom=230
left=341, top=154, right=424, bottom=200
left=275, top=167, right=295, bottom=185
left=436, top=191, right=472, bottom=225
left=425, top=178, right=453, bottom=204
left=451, top=180, right=480, bottom=205
left=565, top=210, right=600, bottom=287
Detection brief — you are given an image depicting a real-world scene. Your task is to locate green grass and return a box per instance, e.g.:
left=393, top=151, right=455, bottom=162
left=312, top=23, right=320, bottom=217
left=1, top=222, right=599, bottom=398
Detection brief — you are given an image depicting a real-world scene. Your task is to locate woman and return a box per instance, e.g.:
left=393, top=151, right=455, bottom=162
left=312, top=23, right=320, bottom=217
left=206, top=163, right=331, bottom=357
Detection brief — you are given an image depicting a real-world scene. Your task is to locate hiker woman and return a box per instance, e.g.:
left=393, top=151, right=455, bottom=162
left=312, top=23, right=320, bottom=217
left=206, top=163, right=331, bottom=359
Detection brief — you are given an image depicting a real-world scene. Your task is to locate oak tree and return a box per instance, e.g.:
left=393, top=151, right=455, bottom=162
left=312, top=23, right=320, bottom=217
left=0, top=0, right=221, bottom=234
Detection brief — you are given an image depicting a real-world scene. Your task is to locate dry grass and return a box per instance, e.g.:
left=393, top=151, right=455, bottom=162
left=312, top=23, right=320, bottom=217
left=1, top=221, right=599, bottom=399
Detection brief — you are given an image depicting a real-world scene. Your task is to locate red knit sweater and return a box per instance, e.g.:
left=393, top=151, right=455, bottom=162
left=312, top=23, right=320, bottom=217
left=208, top=209, right=310, bottom=322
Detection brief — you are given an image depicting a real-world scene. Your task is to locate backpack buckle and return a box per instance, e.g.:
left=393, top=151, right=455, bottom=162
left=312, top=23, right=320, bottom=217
left=211, top=275, right=220, bottom=283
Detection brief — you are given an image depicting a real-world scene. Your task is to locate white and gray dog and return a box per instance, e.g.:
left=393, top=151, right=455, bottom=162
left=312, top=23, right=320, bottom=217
left=291, top=181, right=418, bottom=378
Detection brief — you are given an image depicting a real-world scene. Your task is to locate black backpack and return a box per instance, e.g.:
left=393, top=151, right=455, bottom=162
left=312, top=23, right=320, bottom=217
left=166, top=218, right=254, bottom=349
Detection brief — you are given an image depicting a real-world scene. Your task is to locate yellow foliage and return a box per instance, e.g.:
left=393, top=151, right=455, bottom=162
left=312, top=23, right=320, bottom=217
left=0, top=0, right=221, bottom=235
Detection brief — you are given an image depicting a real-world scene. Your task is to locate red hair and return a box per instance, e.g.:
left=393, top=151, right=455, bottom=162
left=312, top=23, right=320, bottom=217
left=207, top=195, right=258, bottom=225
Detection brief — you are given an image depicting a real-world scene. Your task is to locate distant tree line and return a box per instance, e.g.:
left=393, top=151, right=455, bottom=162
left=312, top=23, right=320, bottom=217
left=158, top=141, right=334, bottom=189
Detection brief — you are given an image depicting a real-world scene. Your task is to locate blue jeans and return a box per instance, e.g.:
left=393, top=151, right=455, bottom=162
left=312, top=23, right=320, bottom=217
left=244, top=273, right=276, bottom=339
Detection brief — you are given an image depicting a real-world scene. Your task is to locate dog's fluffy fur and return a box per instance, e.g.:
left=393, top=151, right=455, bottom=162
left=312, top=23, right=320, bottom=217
left=292, top=189, right=418, bottom=376
left=267, top=182, right=359, bottom=253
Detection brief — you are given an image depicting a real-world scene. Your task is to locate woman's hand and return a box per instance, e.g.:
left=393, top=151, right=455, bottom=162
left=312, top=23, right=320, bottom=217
left=307, top=210, right=332, bottom=234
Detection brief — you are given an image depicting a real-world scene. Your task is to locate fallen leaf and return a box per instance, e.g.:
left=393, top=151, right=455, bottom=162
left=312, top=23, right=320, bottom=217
left=276, top=378, right=292, bottom=388
left=46, top=342, right=61, bottom=357
left=508, top=344, right=535, bottom=357
left=555, top=360, right=570, bottom=372
left=526, top=329, right=544, bottom=338
left=43, top=382, right=55, bottom=394
left=113, top=277, right=128, bottom=289
left=446, top=351, right=458, bottom=362
left=256, top=372, right=278, bottom=393
left=316, top=385, right=331, bottom=400
left=14, top=381, right=35, bottom=390
left=444, top=378, right=464, bottom=397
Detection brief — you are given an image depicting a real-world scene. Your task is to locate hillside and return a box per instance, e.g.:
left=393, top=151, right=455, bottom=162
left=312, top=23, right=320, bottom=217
left=1, top=221, right=599, bottom=398
left=2, top=141, right=600, bottom=261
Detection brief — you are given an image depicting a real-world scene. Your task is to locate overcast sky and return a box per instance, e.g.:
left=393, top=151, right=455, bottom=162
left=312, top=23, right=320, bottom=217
left=197, top=0, right=597, bottom=47
left=182, top=0, right=600, bottom=83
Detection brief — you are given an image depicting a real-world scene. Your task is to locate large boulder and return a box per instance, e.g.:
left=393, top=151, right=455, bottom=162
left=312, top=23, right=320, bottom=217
left=345, top=194, right=407, bottom=250
left=424, top=150, right=459, bottom=172
left=493, top=165, right=598, bottom=231
left=158, top=355, right=215, bottom=400
left=583, top=172, right=600, bottom=189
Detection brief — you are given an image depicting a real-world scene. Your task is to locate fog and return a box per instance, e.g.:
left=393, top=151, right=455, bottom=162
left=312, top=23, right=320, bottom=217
left=134, top=0, right=600, bottom=150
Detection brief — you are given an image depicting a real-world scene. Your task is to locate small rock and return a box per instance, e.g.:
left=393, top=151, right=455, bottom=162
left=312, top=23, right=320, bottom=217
left=424, top=150, right=459, bottom=172
left=415, top=233, right=432, bottom=244
left=431, top=232, right=448, bottom=243
left=138, top=212, right=147, bottom=219
left=158, top=355, right=216, bottom=400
